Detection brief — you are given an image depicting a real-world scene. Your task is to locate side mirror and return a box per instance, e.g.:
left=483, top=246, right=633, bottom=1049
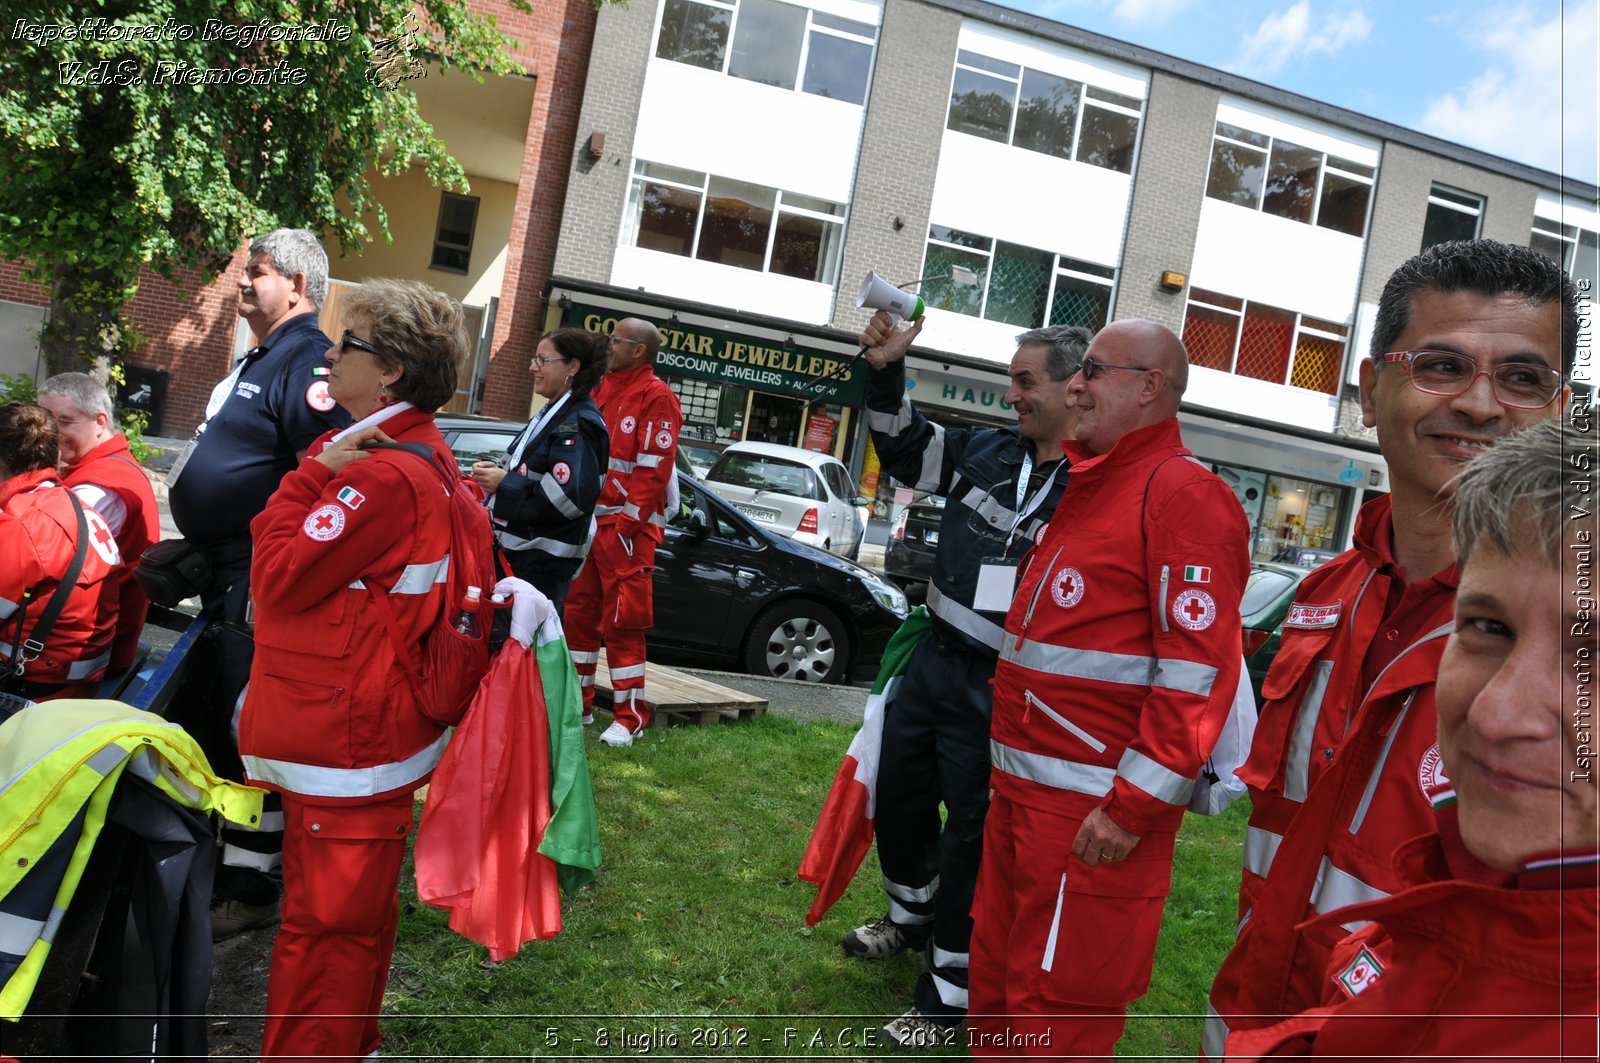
left=687, top=509, right=711, bottom=541
left=852, top=495, right=872, bottom=507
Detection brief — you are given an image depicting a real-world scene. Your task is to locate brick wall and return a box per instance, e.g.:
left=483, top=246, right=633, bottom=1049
left=1116, top=71, right=1219, bottom=333
left=829, top=0, right=962, bottom=332
left=550, top=0, right=660, bottom=285
left=478, top=0, right=597, bottom=421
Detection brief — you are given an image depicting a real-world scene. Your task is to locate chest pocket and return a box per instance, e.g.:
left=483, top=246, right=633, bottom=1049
left=1261, top=623, right=1338, bottom=703
left=254, top=586, right=360, bottom=660
left=956, top=451, right=1022, bottom=547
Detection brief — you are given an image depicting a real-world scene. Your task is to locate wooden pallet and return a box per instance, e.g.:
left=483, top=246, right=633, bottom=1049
left=593, top=649, right=768, bottom=726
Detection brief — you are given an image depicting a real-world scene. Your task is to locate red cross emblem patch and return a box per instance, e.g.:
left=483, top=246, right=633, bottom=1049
left=1172, top=588, right=1216, bottom=630
left=552, top=462, right=572, bottom=484
left=85, top=509, right=121, bottom=566
left=303, top=503, right=346, bottom=541
left=1050, top=566, right=1085, bottom=608
left=305, top=380, right=335, bottom=412
left=620, top=415, right=637, bottom=434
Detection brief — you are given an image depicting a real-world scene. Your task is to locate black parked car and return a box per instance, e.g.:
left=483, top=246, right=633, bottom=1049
left=883, top=494, right=945, bottom=601
left=654, top=475, right=907, bottom=683
left=435, top=415, right=907, bottom=683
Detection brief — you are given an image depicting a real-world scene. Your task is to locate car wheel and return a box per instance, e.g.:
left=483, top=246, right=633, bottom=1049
left=743, top=600, right=850, bottom=684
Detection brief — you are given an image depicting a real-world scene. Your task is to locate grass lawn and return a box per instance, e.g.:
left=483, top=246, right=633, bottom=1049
left=383, top=713, right=1247, bottom=1060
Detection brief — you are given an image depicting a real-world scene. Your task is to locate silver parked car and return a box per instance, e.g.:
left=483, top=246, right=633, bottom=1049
left=703, top=440, right=869, bottom=559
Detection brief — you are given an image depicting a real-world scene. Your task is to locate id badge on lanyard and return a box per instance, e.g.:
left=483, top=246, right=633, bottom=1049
left=975, top=453, right=1057, bottom=613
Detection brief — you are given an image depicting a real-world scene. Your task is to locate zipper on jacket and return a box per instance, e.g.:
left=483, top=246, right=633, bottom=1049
left=1015, top=546, right=1064, bottom=649
left=1158, top=563, right=1171, bottom=633
left=1023, top=690, right=1108, bottom=752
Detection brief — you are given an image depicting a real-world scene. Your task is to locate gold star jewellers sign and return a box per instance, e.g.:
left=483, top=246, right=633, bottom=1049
left=570, top=305, right=866, bottom=405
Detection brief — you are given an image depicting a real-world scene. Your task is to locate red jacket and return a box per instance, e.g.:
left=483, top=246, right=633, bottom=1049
left=61, top=433, right=160, bottom=673
left=993, top=418, right=1250, bottom=837
left=239, top=407, right=453, bottom=804
left=1205, top=626, right=1453, bottom=1059
left=1235, top=496, right=1457, bottom=921
left=0, top=468, right=121, bottom=690
left=1224, top=804, right=1599, bottom=1062
left=592, top=361, right=681, bottom=541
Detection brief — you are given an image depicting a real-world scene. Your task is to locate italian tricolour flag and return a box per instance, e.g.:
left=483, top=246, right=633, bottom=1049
left=798, top=606, right=931, bottom=926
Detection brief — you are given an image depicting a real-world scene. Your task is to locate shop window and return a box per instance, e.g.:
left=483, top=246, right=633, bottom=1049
left=627, top=161, right=843, bottom=283
left=923, top=226, right=1114, bottom=331
left=429, top=192, right=479, bottom=274
left=1204, top=121, right=1373, bottom=237
left=946, top=50, right=1142, bottom=174
left=1420, top=184, right=1482, bottom=250
left=1183, top=288, right=1348, bottom=395
left=656, top=0, right=875, bottom=105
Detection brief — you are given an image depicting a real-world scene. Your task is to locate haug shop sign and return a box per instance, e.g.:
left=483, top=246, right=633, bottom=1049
left=572, top=305, right=866, bottom=405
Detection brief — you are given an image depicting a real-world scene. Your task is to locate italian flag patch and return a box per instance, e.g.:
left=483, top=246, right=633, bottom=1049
left=1183, top=564, right=1211, bottom=583
left=336, top=486, right=366, bottom=510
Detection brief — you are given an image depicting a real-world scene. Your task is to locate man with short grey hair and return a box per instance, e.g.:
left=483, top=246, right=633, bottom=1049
left=830, top=312, right=1089, bottom=1045
left=167, top=227, right=348, bottom=940
left=38, top=372, right=159, bottom=674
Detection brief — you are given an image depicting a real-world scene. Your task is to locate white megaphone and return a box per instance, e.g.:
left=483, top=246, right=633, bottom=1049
left=857, top=271, right=926, bottom=320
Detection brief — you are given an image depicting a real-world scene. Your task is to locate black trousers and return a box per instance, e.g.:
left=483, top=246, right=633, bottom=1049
left=873, top=630, right=996, bottom=1022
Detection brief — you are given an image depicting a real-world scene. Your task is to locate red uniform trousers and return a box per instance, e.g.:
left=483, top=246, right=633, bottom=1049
left=969, top=788, right=1176, bottom=1060
left=262, top=792, right=414, bottom=1061
left=564, top=527, right=656, bottom=733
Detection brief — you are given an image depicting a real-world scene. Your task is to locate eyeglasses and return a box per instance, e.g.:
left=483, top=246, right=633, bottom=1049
left=609, top=335, right=641, bottom=348
left=532, top=355, right=568, bottom=368
left=1382, top=350, right=1565, bottom=409
left=1080, top=355, right=1153, bottom=381
left=338, top=331, right=386, bottom=359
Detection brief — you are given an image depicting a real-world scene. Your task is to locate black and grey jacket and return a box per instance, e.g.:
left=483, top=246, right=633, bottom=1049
left=490, top=394, right=610, bottom=585
left=866, top=359, right=1068, bottom=656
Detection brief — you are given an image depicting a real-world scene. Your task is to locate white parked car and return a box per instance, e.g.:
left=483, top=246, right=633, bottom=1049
left=703, top=441, right=868, bottom=558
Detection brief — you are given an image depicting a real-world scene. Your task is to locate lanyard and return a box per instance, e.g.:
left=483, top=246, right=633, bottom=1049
left=507, top=391, right=571, bottom=471
left=1007, top=451, right=1061, bottom=549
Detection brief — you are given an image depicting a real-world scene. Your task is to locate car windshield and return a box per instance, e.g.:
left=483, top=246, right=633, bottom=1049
left=1241, top=568, right=1297, bottom=615
left=709, top=454, right=819, bottom=499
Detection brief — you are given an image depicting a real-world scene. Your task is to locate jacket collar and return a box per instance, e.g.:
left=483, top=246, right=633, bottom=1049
left=65, top=433, right=133, bottom=476
left=0, top=467, right=61, bottom=509
left=1062, top=417, right=1185, bottom=476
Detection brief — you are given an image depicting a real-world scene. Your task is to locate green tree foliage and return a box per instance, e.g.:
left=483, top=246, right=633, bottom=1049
left=0, top=1, right=530, bottom=373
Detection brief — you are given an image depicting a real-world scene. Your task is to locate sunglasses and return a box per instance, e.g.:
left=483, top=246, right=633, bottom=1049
left=339, top=330, right=386, bottom=359
left=1080, top=355, right=1153, bottom=381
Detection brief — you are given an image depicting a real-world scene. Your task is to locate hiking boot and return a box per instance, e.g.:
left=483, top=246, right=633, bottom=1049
left=880, top=1008, right=961, bottom=1049
left=211, top=896, right=281, bottom=941
left=841, top=917, right=916, bottom=960
left=599, top=722, right=635, bottom=747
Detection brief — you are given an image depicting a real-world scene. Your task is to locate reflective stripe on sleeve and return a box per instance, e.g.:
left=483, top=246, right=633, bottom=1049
left=989, top=739, right=1115, bottom=796
left=1283, top=660, right=1333, bottom=802
left=389, top=556, right=449, bottom=596
left=608, top=457, right=635, bottom=474
left=242, top=731, right=449, bottom=799
left=866, top=397, right=915, bottom=436
left=0, top=595, right=19, bottom=620
left=1116, top=747, right=1196, bottom=806
left=1001, top=636, right=1216, bottom=696
left=540, top=475, right=584, bottom=520
left=1310, top=856, right=1388, bottom=925
left=636, top=453, right=665, bottom=468
left=495, top=530, right=588, bottom=557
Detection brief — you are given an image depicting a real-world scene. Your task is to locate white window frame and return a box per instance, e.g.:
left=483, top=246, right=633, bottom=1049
left=1205, top=122, right=1376, bottom=235
left=923, top=226, right=1115, bottom=329
left=627, top=161, right=845, bottom=283
left=656, top=0, right=875, bottom=102
left=1186, top=289, right=1350, bottom=393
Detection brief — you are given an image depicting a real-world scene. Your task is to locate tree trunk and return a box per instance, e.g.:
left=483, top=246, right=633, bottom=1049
left=41, top=263, right=133, bottom=376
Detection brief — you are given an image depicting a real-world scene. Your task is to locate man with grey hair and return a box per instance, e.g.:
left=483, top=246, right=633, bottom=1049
left=38, top=372, right=159, bottom=674
left=167, top=227, right=348, bottom=940
left=829, top=310, right=1088, bottom=1045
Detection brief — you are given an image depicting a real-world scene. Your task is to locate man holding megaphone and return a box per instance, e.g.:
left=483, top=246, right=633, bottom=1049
left=842, top=305, right=1089, bottom=1046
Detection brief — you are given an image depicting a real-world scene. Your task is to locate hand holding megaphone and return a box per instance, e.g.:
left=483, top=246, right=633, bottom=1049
left=860, top=309, right=924, bottom=369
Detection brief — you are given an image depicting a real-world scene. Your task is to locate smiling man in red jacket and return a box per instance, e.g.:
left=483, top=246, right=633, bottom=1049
left=1204, top=239, right=1575, bottom=1058
left=968, top=320, right=1249, bottom=1058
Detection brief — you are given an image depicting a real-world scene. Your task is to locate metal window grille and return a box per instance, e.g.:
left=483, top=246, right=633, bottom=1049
left=1182, top=303, right=1239, bottom=371
left=1234, top=305, right=1294, bottom=383
left=1048, top=275, right=1111, bottom=330
left=1289, top=333, right=1342, bottom=394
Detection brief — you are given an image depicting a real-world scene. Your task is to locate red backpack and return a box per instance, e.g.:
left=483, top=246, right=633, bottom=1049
left=364, top=442, right=503, bottom=726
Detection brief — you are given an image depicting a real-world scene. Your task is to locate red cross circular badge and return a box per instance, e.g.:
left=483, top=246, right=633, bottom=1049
left=303, top=503, right=346, bottom=541
left=85, top=509, right=121, bottom=566
left=1172, top=588, right=1216, bottom=630
left=552, top=462, right=572, bottom=484
left=306, top=380, right=335, bottom=412
left=1417, top=743, right=1449, bottom=797
left=620, top=415, right=637, bottom=434
left=1050, top=566, right=1085, bottom=608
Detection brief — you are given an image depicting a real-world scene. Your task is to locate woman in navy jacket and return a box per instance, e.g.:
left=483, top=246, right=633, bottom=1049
left=470, top=327, right=609, bottom=611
